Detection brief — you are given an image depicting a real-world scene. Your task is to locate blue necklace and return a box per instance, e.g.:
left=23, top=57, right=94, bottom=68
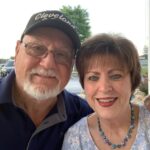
left=97, top=103, right=135, bottom=149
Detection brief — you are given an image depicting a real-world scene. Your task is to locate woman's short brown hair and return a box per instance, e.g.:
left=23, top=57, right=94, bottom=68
left=75, top=33, right=141, bottom=92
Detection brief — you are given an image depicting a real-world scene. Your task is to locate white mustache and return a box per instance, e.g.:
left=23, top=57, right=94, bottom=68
left=29, top=67, right=59, bottom=79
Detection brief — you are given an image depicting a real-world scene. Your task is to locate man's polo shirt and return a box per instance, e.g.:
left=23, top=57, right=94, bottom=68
left=0, top=70, right=92, bottom=150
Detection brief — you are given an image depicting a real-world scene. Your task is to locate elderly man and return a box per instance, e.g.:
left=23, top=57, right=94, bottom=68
left=0, top=10, right=92, bottom=150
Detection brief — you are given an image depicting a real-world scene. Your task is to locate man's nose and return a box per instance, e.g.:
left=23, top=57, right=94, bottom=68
left=39, top=52, right=57, bottom=69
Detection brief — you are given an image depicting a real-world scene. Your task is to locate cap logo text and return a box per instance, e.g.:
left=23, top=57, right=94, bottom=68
left=35, top=12, right=75, bottom=29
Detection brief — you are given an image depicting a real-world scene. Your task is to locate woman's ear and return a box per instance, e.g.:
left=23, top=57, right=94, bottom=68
left=144, top=95, right=150, bottom=111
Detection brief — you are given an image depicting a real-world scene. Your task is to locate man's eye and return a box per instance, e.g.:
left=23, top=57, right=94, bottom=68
left=88, top=76, right=99, bottom=81
left=32, top=45, right=45, bottom=51
left=31, top=45, right=46, bottom=55
left=54, top=51, right=70, bottom=59
left=110, top=74, right=122, bottom=80
left=55, top=52, right=65, bottom=56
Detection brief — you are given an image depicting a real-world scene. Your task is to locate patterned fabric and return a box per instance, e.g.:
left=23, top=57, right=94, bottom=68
left=62, top=105, right=150, bottom=150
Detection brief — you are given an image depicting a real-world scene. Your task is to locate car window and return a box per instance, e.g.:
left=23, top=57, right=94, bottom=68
left=4, top=60, right=14, bottom=67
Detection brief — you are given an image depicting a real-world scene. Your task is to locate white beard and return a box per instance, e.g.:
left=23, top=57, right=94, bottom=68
left=23, top=67, right=61, bottom=101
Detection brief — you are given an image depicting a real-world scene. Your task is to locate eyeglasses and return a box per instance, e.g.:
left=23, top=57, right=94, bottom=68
left=21, top=41, right=74, bottom=64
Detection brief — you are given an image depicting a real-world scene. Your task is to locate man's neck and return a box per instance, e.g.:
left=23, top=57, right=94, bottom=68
left=12, top=84, right=58, bottom=127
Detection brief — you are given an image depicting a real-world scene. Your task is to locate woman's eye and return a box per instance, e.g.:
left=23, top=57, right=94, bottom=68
left=110, top=74, right=122, bottom=80
left=88, top=76, right=99, bottom=81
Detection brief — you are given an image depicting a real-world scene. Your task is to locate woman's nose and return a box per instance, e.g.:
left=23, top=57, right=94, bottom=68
left=97, top=78, right=112, bottom=93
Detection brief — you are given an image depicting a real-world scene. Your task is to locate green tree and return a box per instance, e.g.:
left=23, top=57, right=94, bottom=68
left=60, top=5, right=91, bottom=42
left=10, top=56, right=15, bottom=59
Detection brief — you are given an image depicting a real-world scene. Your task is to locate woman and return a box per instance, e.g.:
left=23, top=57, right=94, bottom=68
left=62, top=33, right=150, bottom=150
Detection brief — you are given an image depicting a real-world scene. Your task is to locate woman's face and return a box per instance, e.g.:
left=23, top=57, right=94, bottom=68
left=83, top=56, right=132, bottom=120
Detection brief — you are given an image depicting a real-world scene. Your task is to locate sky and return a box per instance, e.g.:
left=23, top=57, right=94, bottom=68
left=0, top=0, right=147, bottom=59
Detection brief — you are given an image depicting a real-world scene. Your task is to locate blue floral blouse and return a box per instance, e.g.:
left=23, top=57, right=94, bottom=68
left=62, top=105, right=150, bottom=150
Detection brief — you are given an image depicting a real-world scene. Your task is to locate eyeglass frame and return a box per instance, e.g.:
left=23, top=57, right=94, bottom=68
left=20, top=41, right=75, bottom=65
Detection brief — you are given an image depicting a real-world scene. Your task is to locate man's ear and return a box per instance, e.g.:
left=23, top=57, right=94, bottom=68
left=15, top=40, right=21, bottom=60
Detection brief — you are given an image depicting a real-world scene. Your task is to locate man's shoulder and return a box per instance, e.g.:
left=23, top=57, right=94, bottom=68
left=62, top=90, right=93, bottom=115
left=63, top=90, right=87, bottom=106
left=0, top=70, right=15, bottom=103
left=0, top=70, right=15, bottom=85
left=69, top=116, right=87, bottom=129
left=63, top=90, right=85, bottom=100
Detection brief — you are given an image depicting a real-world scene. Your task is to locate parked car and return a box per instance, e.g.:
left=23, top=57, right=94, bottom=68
left=0, top=59, right=14, bottom=77
left=0, top=63, right=4, bottom=69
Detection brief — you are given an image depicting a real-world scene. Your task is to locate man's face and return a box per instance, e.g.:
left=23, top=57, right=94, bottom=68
left=15, top=27, right=74, bottom=100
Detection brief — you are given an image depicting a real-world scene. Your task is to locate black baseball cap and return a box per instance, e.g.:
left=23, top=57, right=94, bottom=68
left=21, top=10, right=81, bottom=51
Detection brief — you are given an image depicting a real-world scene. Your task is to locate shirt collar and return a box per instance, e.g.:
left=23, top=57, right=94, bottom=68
left=27, top=92, right=67, bottom=136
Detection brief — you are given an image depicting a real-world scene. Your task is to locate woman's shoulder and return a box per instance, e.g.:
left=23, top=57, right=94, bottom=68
left=139, top=105, right=150, bottom=118
left=62, top=116, right=99, bottom=150
left=62, top=117, right=90, bottom=150
left=138, top=105, right=150, bottom=129
left=67, top=116, right=88, bottom=133
left=131, top=105, right=150, bottom=149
